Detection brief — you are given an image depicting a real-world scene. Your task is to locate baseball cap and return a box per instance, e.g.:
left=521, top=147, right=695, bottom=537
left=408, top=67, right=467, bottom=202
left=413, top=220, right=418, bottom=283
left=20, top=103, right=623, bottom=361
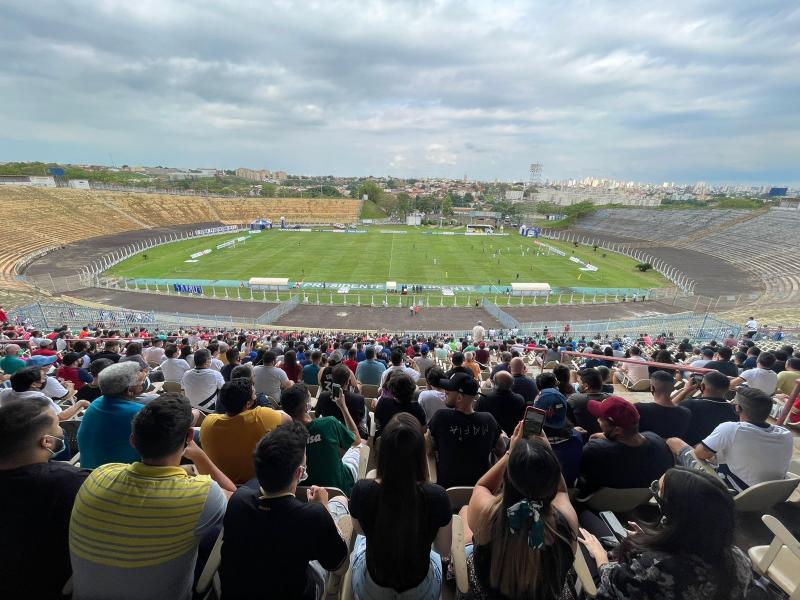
left=534, top=388, right=568, bottom=429
left=328, top=351, right=343, bottom=365
left=61, top=352, right=82, bottom=366
left=27, top=354, right=58, bottom=367
left=420, top=344, right=429, bottom=354
left=587, top=395, right=639, bottom=429
left=479, top=341, right=486, bottom=349
left=438, top=372, right=480, bottom=396
left=39, top=339, right=53, bottom=347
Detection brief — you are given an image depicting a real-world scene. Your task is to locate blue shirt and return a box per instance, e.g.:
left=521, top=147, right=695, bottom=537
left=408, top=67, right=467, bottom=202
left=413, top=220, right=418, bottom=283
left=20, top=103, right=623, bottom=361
left=77, top=395, right=143, bottom=469
left=355, top=350, right=366, bottom=362
left=355, top=359, right=386, bottom=385
left=302, top=363, right=321, bottom=385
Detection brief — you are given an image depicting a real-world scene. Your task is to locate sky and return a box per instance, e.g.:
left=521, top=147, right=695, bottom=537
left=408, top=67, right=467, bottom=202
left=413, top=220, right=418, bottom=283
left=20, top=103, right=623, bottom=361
left=1, top=0, right=798, bottom=185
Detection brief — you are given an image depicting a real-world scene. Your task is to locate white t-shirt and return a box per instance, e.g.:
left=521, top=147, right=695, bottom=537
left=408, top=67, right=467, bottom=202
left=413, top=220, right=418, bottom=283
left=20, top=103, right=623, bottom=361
left=210, top=358, right=224, bottom=372
left=746, top=319, right=758, bottom=332
left=181, top=368, right=224, bottom=410
left=620, top=356, right=649, bottom=383
left=472, top=325, right=486, bottom=342
left=44, top=377, right=69, bottom=400
left=161, top=358, right=192, bottom=383
left=418, top=389, right=447, bottom=422
left=0, top=389, right=62, bottom=414
left=379, top=364, right=420, bottom=387
left=702, top=421, right=793, bottom=491
left=740, top=368, right=778, bottom=395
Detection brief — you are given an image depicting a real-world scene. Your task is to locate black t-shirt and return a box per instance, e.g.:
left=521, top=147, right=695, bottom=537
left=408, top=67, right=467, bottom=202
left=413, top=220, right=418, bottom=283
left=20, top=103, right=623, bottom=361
left=703, top=360, right=739, bottom=378
left=350, top=479, right=451, bottom=591
left=0, top=462, right=89, bottom=600
left=567, top=391, right=608, bottom=434
left=374, top=398, right=426, bottom=437
left=444, top=365, right=473, bottom=378
left=319, top=366, right=335, bottom=392
left=221, top=487, right=347, bottom=600
left=475, top=389, right=526, bottom=436
left=89, top=350, right=120, bottom=363
left=75, top=384, right=102, bottom=402
left=634, top=402, right=692, bottom=439
left=578, top=431, right=674, bottom=495
left=428, top=409, right=501, bottom=489
left=680, top=397, right=737, bottom=445
left=316, top=390, right=368, bottom=438
left=511, top=374, right=538, bottom=405
left=220, top=363, right=236, bottom=382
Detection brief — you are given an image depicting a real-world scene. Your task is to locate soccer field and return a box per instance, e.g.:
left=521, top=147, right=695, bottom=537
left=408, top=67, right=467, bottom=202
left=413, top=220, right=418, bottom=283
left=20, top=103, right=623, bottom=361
left=106, top=226, right=665, bottom=290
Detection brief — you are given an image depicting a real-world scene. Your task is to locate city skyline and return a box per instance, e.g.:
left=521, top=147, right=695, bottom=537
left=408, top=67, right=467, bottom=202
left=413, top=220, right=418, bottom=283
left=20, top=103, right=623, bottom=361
left=1, top=0, right=798, bottom=186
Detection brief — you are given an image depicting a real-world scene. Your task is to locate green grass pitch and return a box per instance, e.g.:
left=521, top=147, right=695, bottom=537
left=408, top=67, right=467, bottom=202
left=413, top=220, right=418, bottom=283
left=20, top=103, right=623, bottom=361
left=106, top=226, right=666, bottom=289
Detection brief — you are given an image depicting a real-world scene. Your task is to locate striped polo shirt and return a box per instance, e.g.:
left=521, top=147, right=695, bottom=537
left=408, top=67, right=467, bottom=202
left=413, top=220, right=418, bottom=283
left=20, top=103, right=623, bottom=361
left=69, top=462, right=225, bottom=600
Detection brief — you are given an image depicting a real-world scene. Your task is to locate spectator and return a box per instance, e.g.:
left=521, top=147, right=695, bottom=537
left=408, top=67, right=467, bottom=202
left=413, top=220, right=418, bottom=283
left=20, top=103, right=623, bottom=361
left=474, top=341, right=490, bottom=365
left=577, top=396, right=674, bottom=496
left=160, top=343, right=191, bottom=383
left=0, top=397, right=89, bottom=599
left=374, top=371, right=427, bottom=437
left=120, top=341, right=149, bottom=371
left=668, top=386, right=793, bottom=492
left=730, top=351, right=778, bottom=395
left=613, top=345, right=649, bottom=385
left=415, top=344, right=436, bottom=376
left=444, top=352, right=472, bottom=378
left=280, top=349, right=303, bottom=382
left=634, top=370, right=691, bottom=439
left=220, top=348, right=240, bottom=382
left=472, top=320, right=485, bottom=342
left=776, top=356, right=800, bottom=400
left=31, top=338, right=59, bottom=359
left=282, top=383, right=363, bottom=496
left=343, top=348, right=358, bottom=373
left=703, top=346, right=739, bottom=377
left=428, top=372, right=504, bottom=489
left=745, top=316, right=758, bottom=338
left=355, top=346, right=386, bottom=385
left=200, top=378, right=290, bottom=484
left=182, top=348, right=225, bottom=412
left=475, top=370, right=525, bottom=437
left=253, top=350, right=294, bottom=402
left=315, top=364, right=368, bottom=438
left=459, top=426, right=578, bottom=599
left=221, top=422, right=349, bottom=599
left=143, top=338, right=165, bottom=367
left=535, top=381, right=584, bottom=488
left=509, top=357, right=538, bottom=405
left=303, top=350, right=323, bottom=385
left=317, top=351, right=340, bottom=392
left=0, top=366, right=89, bottom=421
left=648, top=349, right=673, bottom=375
left=70, top=396, right=235, bottom=600
left=0, top=344, right=26, bottom=375
left=77, top=361, right=147, bottom=469
left=75, top=358, right=113, bottom=402
left=567, top=368, right=609, bottom=435
left=490, top=351, right=513, bottom=377
left=207, top=342, right=225, bottom=371
left=578, top=468, right=752, bottom=599
left=552, top=364, right=575, bottom=398
left=417, top=366, right=448, bottom=422
left=463, top=351, right=482, bottom=379
left=671, top=371, right=737, bottom=445
left=55, top=351, right=92, bottom=391
left=434, top=342, right=450, bottom=361
left=688, top=347, right=715, bottom=370
left=380, top=349, right=421, bottom=386
left=742, top=346, right=760, bottom=369
left=351, top=413, right=452, bottom=598
left=596, top=366, right=615, bottom=393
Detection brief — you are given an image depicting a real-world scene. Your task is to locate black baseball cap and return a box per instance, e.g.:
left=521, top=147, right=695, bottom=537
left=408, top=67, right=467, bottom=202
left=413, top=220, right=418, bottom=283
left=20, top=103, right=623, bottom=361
left=438, top=372, right=480, bottom=396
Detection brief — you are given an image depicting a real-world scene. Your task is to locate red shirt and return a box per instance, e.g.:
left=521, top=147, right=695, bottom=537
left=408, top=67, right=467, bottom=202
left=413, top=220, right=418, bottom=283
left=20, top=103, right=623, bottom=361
left=343, top=359, right=358, bottom=373
left=31, top=348, right=58, bottom=357
left=280, top=362, right=302, bottom=382
left=56, top=366, right=87, bottom=390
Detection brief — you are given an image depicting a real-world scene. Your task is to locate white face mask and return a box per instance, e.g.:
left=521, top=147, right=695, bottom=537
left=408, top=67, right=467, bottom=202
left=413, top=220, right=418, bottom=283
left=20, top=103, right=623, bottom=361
left=43, top=434, right=66, bottom=456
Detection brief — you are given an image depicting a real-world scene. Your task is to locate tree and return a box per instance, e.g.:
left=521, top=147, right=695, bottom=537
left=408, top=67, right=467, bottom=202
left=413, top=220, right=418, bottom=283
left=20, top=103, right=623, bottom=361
left=355, top=181, right=383, bottom=206
left=441, top=194, right=454, bottom=216
left=396, top=192, right=413, bottom=217
left=259, top=183, right=278, bottom=197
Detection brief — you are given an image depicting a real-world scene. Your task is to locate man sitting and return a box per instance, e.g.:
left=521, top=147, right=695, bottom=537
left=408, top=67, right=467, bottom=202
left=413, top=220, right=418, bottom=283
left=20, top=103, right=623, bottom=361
left=428, top=373, right=504, bottom=489
left=200, top=378, right=290, bottom=484
left=354, top=346, right=386, bottom=386
left=730, top=352, right=778, bottom=395
left=612, top=345, right=649, bottom=387
left=380, top=349, right=420, bottom=386
left=315, top=364, right=367, bottom=438
left=70, top=396, right=236, bottom=600
left=443, top=352, right=472, bottom=379
left=0, top=397, right=89, bottom=599
left=475, top=370, right=525, bottom=437
left=221, top=423, right=349, bottom=600
left=282, top=383, right=364, bottom=496
left=181, top=348, right=225, bottom=412
left=77, top=361, right=147, bottom=469
left=417, top=366, right=448, bottom=422
left=509, top=356, right=538, bottom=405
left=671, top=370, right=737, bottom=445
left=303, top=350, right=324, bottom=385
left=0, top=366, right=89, bottom=421
left=703, top=346, right=739, bottom=377
left=0, top=344, right=26, bottom=375
left=567, top=368, right=608, bottom=435
left=634, top=370, right=691, bottom=439
left=160, top=343, right=191, bottom=382
left=668, top=387, right=793, bottom=492
left=577, top=396, right=674, bottom=496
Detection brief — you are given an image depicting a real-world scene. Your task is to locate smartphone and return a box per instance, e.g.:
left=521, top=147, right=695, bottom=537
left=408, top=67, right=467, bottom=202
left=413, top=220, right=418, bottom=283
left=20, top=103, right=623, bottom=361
left=600, top=511, right=628, bottom=540
left=523, top=406, right=546, bottom=437
left=331, top=383, right=342, bottom=397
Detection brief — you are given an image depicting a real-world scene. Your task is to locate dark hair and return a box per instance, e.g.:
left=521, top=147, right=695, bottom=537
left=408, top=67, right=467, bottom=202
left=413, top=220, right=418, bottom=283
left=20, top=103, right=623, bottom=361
left=365, top=346, right=376, bottom=359
left=757, top=352, right=776, bottom=368
left=262, top=350, right=277, bottom=366
left=702, top=371, right=730, bottom=394
left=650, top=370, right=674, bottom=390
left=578, top=368, right=602, bottom=391
left=220, top=378, right=254, bottom=415
left=716, top=346, right=732, bottom=361
left=231, top=364, right=252, bottom=380
left=332, top=364, right=350, bottom=386
left=479, top=438, right=573, bottom=597
left=283, top=350, right=297, bottom=368
left=88, top=358, right=113, bottom=378
left=193, top=349, right=211, bottom=368
left=254, top=422, right=307, bottom=492
left=452, top=352, right=465, bottom=366
left=653, top=350, right=673, bottom=364
left=787, top=357, right=800, bottom=371
left=734, top=351, right=747, bottom=364
left=372, top=413, right=429, bottom=588
left=390, top=349, right=404, bottom=366
left=164, top=343, right=179, bottom=358
left=552, top=364, right=573, bottom=396
left=618, top=468, right=736, bottom=599
left=535, top=372, right=558, bottom=390
left=125, top=342, right=142, bottom=356
left=10, top=366, right=44, bottom=392
left=225, top=348, right=240, bottom=364
left=387, top=371, right=416, bottom=403
left=207, top=342, right=219, bottom=355
left=132, top=395, right=193, bottom=459
left=0, top=397, right=55, bottom=458
left=629, top=345, right=641, bottom=356
left=425, top=365, right=445, bottom=385
left=280, top=383, right=310, bottom=418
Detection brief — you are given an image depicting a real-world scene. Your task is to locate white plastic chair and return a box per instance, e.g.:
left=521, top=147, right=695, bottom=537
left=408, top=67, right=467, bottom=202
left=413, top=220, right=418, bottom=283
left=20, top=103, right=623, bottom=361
left=748, top=515, right=800, bottom=599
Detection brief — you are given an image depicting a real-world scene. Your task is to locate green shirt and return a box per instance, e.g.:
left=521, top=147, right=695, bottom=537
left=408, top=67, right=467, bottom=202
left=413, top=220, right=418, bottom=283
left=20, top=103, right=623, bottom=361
left=305, top=417, right=355, bottom=496
left=0, top=356, right=26, bottom=375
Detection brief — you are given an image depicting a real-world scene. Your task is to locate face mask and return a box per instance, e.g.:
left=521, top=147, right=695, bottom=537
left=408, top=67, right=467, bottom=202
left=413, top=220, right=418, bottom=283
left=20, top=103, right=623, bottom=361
left=298, top=465, right=308, bottom=482
left=43, top=434, right=65, bottom=456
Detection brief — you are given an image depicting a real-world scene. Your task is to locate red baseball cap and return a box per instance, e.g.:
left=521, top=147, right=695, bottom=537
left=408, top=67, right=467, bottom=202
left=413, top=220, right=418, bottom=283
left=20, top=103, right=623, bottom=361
left=587, top=396, right=639, bottom=429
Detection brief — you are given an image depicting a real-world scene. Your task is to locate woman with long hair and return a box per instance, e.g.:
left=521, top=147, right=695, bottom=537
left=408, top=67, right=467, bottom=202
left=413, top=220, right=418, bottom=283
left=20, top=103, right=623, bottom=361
left=279, top=349, right=302, bottom=382
left=459, top=422, right=578, bottom=599
left=373, top=370, right=427, bottom=437
left=648, top=349, right=673, bottom=376
left=579, top=467, right=752, bottom=599
left=350, top=412, right=452, bottom=598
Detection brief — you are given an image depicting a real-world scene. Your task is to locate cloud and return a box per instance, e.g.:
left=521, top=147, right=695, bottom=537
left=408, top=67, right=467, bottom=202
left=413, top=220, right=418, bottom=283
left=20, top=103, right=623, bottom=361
left=0, top=0, right=797, bottom=184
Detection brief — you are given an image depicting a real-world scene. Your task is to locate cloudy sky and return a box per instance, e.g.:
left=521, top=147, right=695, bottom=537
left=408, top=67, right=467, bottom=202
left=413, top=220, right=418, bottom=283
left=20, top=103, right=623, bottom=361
left=1, top=0, right=798, bottom=184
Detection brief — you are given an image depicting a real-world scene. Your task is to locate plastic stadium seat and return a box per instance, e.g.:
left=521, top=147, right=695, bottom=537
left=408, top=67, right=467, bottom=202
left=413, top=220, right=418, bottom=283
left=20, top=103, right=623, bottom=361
left=623, top=377, right=651, bottom=392
left=748, top=515, right=800, bottom=599
left=162, top=381, right=183, bottom=394
left=732, top=472, right=800, bottom=512
left=360, top=384, right=380, bottom=400
left=446, top=486, right=474, bottom=513
left=574, top=487, right=653, bottom=513
left=357, top=445, right=370, bottom=480
left=307, top=384, right=319, bottom=399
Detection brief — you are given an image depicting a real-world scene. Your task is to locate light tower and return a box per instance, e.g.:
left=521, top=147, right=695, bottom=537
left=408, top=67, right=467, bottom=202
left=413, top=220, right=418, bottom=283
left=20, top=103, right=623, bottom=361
left=527, top=162, right=542, bottom=217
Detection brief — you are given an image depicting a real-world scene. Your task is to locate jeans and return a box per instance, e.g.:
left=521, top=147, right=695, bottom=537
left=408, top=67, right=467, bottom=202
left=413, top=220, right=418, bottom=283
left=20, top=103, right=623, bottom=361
left=350, top=535, right=442, bottom=600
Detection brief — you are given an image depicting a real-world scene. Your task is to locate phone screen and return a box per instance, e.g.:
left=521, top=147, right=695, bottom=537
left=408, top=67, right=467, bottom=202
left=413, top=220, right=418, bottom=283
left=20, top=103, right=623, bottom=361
left=331, top=383, right=342, bottom=396
left=523, top=406, right=546, bottom=437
